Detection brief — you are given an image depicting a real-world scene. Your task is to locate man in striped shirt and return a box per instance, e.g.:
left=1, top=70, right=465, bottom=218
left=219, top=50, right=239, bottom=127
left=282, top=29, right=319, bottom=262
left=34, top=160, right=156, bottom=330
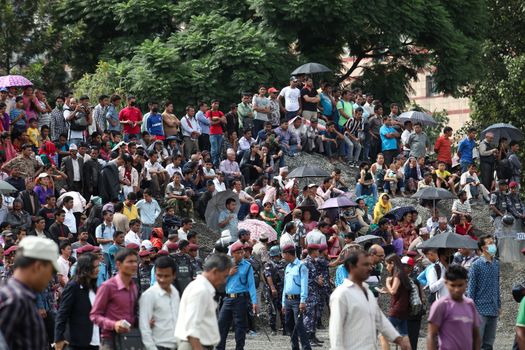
left=0, top=237, right=60, bottom=350
left=344, top=107, right=364, bottom=165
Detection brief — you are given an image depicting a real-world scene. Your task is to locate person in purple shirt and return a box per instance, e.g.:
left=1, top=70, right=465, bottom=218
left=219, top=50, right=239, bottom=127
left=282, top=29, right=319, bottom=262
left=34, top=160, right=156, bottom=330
left=427, top=264, right=481, bottom=350
left=0, top=101, right=9, bottom=132
left=274, top=119, right=300, bottom=156
left=90, top=248, right=139, bottom=349
left=34, top=173, right=54, bottom=205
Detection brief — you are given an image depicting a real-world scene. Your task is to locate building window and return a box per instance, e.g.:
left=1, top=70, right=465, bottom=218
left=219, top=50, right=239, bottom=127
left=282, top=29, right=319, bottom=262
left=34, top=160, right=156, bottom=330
left=425, top=75, right=439, bottom=97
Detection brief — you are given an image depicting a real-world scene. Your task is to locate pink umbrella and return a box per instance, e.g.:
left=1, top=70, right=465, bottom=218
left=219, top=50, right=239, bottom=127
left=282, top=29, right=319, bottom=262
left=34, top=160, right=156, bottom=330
left=238, top=219, right=278, bottom=242
left=0, top=75, right=33, bottom=88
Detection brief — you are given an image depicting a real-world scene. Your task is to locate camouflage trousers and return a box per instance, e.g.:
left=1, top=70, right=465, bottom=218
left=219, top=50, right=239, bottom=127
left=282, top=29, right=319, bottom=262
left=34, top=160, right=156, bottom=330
left=264, top=289, right=284, bottom=331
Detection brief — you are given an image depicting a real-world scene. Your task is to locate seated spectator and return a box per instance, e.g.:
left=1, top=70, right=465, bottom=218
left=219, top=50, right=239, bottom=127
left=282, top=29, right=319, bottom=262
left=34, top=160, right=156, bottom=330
left=454, top=214, right=474, bottom=238
left=237, top=128, right=256, bottom=161
left=5, top=198, right=31, bottom=231
left=451, top=190, right=472, bottom=225
left=431, top=217, right=454, bottom=237
left=143, top=150, right=169, bottom=198
left=274, top=118, right=301, bottom=156
left=460, top=163, right=490, bottom=202
left=321, top=121, right=344, bottom=163
left=373, top=193, right=392, bottom=224
left=288, top=116, right=307, bottom=151
left=240, top=143, right=264, bottom=184
left=219, top=148, right=243, bottom=186
left=165, top=172, right=193, bottom=217
left=304, top=117, right=324, bottom=154
left=435, top=161, right=459, bottom=195
left=232, top=179, right=254, bottom=220
left=355, top=162, right=378, bottom=201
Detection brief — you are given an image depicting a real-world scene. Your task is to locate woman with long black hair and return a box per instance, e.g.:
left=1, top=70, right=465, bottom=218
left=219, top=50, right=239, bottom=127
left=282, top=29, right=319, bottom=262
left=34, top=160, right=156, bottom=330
left=54, top=253, right=100, bottom=350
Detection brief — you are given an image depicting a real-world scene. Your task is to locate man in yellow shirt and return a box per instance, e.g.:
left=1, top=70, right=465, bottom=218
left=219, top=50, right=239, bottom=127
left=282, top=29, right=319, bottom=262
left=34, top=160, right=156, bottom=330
left=122, top=192, right=139, bottom=221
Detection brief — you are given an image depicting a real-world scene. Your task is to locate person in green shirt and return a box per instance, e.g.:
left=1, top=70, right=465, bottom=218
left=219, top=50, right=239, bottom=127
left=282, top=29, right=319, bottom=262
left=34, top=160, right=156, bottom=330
left=336, top=90, right=353, bottom=129
left=237, top=93, right=253, bottom=130
left=516, top=289, right=525, bottom=348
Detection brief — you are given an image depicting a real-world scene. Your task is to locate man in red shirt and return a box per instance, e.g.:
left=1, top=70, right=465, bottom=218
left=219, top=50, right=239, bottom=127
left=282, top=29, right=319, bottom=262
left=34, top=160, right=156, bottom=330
left=119, top=96, right=143, bottom=141
left=434, top=126, right=453, bottom=168
left=206, top=99, right=226, bottom=167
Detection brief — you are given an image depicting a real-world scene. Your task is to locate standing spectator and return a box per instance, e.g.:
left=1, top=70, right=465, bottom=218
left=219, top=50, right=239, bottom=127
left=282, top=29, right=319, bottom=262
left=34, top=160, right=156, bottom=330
left=180, top=105, right=200, bottom=161
left=139, top=256, right=180, bottom=350
left=300, top=78, right=320, bottom=121
left=136, top=189, right=161, bottom=239
left=54, top=253, right=101, bottom=350
left=106, top=94, right=122, bottom=133
left=267, top=87, right=281, bottom=127
left=207, top=100, right=226, bottom=167
left=196, top=101, right=211, bottom=151
left=457, top=127, right=477, bottom=173
left=478, top=132, right=498, bottom=191
left=56, top=241, right=72, bottom=292
left=95, top=210, right=116, bottom=253
left=99, top=153, right=124, bottom=204
left=319, top=83, right=335, bottom=122
left=279, top=77, right=302, bottom=120
left=90, top=249, right=139, bottom=350
left=113, top=202, right=130, bottom=234
left=406, top=122, right=431, bottom=158
left=50, top=96, right=68, bottom=141
left=92, top=95, right=110, bottom=134
left=434, top=126, right=453, bottom=168
left=427, top=265, right=481, bottom=350
left=66, top=96, right=92, bottom=146
left=49, top=209, right=71, bottom=244
left=508, top=140, right=522, bottom=184
left=400, top=121, right=413, bottom=157
left=252, top=86, right=270, bottom=136
left=336, top=90, right=353, bottom=131
left=175, top=253, right=232, bottom=350
left=162, top=101, right=180, bottom=139
left=380, top=116, right=401, bottom=166
left=119, top=95, right=143, bottom=141
left=0, top=236, right=60, bottom=349
left=468, top=235, right=500, bottom=350
left=61, top=143, right=84, bottom=192
left=237, top=93, right=253, bottom=132
left=146, top=105, right=165, bottom=140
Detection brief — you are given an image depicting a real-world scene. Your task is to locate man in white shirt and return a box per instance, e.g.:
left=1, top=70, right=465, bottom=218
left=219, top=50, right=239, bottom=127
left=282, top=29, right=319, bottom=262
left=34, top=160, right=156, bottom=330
left=279, top=77, right=302, bottom=120
left=305, top=223, right=329, bottom=246
left=175, top=253, right=232, bottom=350
left=279, top=222, right=296, bottom=249
left=180, top=106, right=201, bottom=160
left=329, top=250, right=410, bottom=350
left=177, top=218, right=193, bottom=241
left=400, top=120, right=413, bottom=157
left=459, top=163, right=490, bottom=202
left=57, top=241, right=72, bottom=292
left=125, top=219, right=142, bottom=246
left=61, top=196, right=77, bottom=236
left=213, top=172, right=227, bottom=193
left=140, top=256, right=180, bottom=350
left=144, top=151, right=169, bottom=198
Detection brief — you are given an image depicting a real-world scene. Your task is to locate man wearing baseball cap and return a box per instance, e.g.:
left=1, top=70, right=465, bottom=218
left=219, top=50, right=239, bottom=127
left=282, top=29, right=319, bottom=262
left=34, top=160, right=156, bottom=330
left=0, top=236, right=59, bottom=349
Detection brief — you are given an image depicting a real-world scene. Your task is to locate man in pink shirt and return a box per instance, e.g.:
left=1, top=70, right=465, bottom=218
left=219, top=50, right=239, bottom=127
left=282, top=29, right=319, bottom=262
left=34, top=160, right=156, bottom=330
left=119, top=96, right=143, bottom=141
left=90, top=248, right=139, bottom=349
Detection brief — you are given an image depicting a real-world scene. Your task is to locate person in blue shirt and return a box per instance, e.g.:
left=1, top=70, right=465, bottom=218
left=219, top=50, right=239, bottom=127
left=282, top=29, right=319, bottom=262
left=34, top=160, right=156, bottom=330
left=146, top=107, right=165, bottom=140
left=457, top=127, right=477, bottom=173
left=379, top=115, right=401, bottom=166
left=217, top=241, right=258, bottom=350
left=281, top=244, right=311, bottom=350
left=196, top=101, right=211, bottom=151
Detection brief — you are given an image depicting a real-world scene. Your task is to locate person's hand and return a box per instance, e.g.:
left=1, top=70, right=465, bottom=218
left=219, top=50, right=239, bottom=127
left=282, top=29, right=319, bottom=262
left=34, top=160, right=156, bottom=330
left=55, top=340, right=68, bottom=350
left=271, top=288, right=277, bottom=298
left=229, top=265, right=238, bottom=276
left=149, top=318, right=156, bottom=328
left=253, top=304, right=258, bottom=314
left=281, top=306, right=286, bottom=315
left=299, top=303, right=306, bottom=313
left=317, top=276, right=324, bottom=285
left=38, top=309, right=47, bottom=318
left=395, top=336, right=412, bottom=350
left=114, top=320, right=130, bottom=334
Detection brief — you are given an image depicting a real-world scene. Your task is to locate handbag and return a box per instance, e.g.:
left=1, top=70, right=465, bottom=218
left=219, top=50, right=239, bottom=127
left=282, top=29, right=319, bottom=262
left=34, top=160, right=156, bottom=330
left=114, top=328, right=144, bottom=350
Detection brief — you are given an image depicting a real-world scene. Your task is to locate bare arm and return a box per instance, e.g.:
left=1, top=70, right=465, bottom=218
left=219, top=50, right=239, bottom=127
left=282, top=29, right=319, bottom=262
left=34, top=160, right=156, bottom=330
left=427, top=322, right=439, bottom=350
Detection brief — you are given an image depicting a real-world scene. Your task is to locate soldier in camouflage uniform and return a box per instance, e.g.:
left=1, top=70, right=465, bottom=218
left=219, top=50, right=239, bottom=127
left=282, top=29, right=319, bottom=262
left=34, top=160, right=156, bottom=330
left=188, top=243, right=203, bottom=275
left=137, top=250, right=153, bottom=294
left=316, top=244, right=331, bottom=329
left=244, top=245, right=261, bottom=335
left=303, top=244, right=323, bottom=347
left=263, top=245, right=285, bottom=335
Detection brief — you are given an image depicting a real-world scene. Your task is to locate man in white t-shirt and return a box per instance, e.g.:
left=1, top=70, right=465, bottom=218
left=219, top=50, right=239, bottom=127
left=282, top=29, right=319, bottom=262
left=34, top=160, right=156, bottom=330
left=57, top=241, right=72, bottom=292
left=279, top=77, right=302, bottom=121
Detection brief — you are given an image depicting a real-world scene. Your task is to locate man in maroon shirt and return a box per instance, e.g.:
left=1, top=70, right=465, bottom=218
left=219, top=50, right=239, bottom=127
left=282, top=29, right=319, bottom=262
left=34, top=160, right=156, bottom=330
left=206, top=100, right=226, bottom=167
left=434, top=126, right=453, bottom=168
left=90, top=248, right=139, bottom=350
left=119, top=96, right=143, bottom=142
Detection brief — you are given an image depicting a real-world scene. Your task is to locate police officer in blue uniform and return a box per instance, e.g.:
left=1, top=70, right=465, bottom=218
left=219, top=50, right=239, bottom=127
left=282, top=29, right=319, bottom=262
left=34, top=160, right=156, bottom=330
left=217, top=242, right=258, bottom=350
left=281, top=244, right=311, bottom=350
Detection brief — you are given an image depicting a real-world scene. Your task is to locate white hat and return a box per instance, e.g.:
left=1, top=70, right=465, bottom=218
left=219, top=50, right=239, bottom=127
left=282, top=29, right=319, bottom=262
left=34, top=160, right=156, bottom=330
left=279, top=166, right=289, bottom=174
left=19, top=236, right=60, bottom=271
left=38, top=172, right=49, bottom=179
left=141, top=240, right=153, bottom=250
left=69, top=144, right=78, bottom=151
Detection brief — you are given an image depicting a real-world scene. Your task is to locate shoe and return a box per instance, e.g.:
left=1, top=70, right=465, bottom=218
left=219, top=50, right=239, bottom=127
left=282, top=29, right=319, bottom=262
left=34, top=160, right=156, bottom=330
left=310, top=341, right=322, bottom=347
left=247, top=330, right=257, bottom=337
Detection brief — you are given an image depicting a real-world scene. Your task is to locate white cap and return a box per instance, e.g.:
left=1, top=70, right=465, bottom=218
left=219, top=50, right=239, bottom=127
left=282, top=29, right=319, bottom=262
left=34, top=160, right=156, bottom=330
left=141, top=240, right=153, bottom=250
left=38, top=172, right=49, bottom=179
left=19, top=236, right=60, bottom=271
left=279, top=166, right=289, bottom=174
left=69, top=143, right=78, bottom=151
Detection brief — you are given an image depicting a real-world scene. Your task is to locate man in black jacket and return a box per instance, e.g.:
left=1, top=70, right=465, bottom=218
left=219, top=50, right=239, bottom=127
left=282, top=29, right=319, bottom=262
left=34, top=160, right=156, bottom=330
left=98, top=151, right=124, bottom=203
left=60, top=144, right=84, bottom=192
left=17, top=179, right=41, bottom=219
left=83, top=147, right=102, bottom=200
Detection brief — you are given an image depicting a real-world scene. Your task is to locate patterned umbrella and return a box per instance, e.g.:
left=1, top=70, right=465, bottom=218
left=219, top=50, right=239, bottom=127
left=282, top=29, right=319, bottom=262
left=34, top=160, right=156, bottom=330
left=0, top=75, right=33, bottom=88
left=238, top=219, right=278, bottom=242
left=397, top=111, right=437, bottom=126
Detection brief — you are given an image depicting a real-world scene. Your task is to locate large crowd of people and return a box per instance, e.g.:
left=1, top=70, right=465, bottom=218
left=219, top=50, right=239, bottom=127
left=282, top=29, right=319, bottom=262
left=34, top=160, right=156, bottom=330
left=0, top=75, right=523, bottom=350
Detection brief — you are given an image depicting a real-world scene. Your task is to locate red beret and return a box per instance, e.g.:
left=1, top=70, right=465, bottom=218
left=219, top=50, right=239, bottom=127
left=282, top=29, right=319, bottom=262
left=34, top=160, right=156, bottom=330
left=92, top=246, right=101, bottom=253
left=167, top=242, right=179, bottom=251
left=126, top=243, right=140, bottom=250
left=243, top=244, right=253, bottom=252
left=318, top=243, right=328, bottom=251
left=3, top=245, right=17, bottom=256
left=77, top=245, right=95, bottom=254
left=406, top=250, right=418, bottom=257
left=307, top=244, right=320, bottom=250
left=139, top=250, right=151, bottom=257
left=188, top=244, right=199, bottom=251
left=230, top=242, right=245, bottom=253
left=282, top=244, right=295, bottom=253
left=157, top=250, right=169, bottom=256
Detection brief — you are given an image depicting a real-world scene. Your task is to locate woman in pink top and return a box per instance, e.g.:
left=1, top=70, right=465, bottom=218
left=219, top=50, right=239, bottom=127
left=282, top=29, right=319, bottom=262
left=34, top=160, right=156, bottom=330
left=302, top=209, right=318, bottom=233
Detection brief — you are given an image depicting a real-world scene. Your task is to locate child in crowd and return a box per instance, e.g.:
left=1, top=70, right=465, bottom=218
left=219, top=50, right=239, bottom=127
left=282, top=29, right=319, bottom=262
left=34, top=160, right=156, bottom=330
left=27, top=118, right=41, bottom=149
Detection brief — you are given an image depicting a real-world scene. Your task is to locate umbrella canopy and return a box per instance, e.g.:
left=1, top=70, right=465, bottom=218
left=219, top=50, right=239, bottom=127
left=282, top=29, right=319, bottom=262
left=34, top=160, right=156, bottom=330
left=288, top=165, right=330, bottom=179
left=57, top=191, right=87, bottom=213
left=384, top=206, right=417, bottom=222
left=480, top=123, right=524, bottom=143
left=283, top=202, right=321, bottom=225
left=291, top=63, right=332, bottom=75
left=419, top=232, right=478, bottom=249
left=205, top=190, right=240, bottom=232
left=355, top=235, right=384, bottom=246
left=0, top=180, right=16, bottom=194
left=397, top=111, right=438, bottom=126
left=238, top=219, right=278, bottom=242
left=319, top=196, right=357, bottom=210
left=0, top=75, right=32, bottom=88
left=411, top=187, right=455, bottom=201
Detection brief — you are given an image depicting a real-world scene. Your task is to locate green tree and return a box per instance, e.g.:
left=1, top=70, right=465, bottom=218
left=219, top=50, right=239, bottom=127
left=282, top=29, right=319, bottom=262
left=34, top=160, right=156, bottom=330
left=254, top=0, right=488, bottom=107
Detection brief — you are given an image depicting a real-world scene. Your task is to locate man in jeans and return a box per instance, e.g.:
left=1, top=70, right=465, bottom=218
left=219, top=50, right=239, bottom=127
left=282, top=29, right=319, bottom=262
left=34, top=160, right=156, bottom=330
left=279, top=77, right=302, bottom=121
left=343, top=107, right=364, bottom=165
left=90, top=249, right=139, bottom=350
left=379, top=116, right=400, bottom=166
left=206, top=100, right=226, bottom=168
left=467, top=234, right=500, bottom=350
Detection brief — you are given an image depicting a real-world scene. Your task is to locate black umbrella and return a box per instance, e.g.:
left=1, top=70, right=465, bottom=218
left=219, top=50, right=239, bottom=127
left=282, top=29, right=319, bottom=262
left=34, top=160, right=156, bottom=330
left=418, top=232, right=478, bottom=249
left=291, top=62, right=332, bottom=75
left=412, top=187, right=456, bottom=211
left=384, top=206, right=417, bottom=222
left=480, top=123, right=524, bottom=144
left=355, top=234, right=384, bottom=245
left=283, top=200, right=320, bottom=225
left=288, top=165, right=330, bottom=179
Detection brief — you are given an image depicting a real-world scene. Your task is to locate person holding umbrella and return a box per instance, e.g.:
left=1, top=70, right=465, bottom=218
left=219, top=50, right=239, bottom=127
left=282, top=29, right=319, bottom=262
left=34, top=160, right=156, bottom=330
left=479, top=132, right=498, bottom=191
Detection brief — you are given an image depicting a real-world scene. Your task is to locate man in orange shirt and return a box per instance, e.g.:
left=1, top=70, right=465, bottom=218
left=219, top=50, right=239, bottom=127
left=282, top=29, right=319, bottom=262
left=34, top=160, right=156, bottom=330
left=434, top=126, right=453, bottom=168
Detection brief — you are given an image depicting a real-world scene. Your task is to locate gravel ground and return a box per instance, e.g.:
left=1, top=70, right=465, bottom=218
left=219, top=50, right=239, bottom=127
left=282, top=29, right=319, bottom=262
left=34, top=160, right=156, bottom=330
left=199, top=152, right=520, bottom=349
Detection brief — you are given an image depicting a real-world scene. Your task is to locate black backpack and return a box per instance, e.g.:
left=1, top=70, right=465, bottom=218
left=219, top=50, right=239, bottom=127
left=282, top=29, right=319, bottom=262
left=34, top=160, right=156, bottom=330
left=497, top=158, right=513, bottom=180
left=70, top=110, right=89, bottom=131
